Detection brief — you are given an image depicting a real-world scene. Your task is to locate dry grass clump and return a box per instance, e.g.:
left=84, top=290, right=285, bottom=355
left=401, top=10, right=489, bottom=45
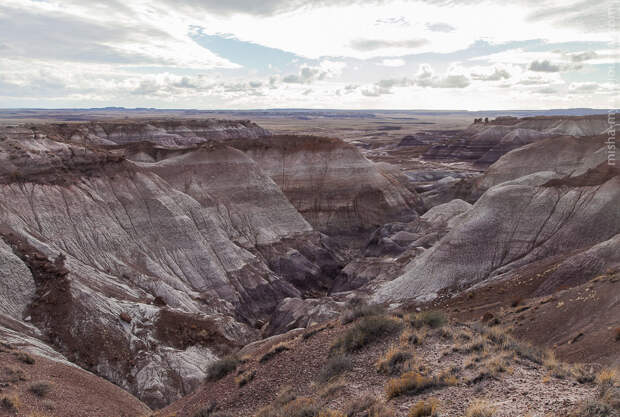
left=15, top=351, right=35, bottom=365
left=571, top=364, right=596, bottom=384
left=597, top=368, right=618, bottom=395
left=376, top=346, right=412, bottom=375
left=331, top=316, right=403, bottom=354
left=465, top=400, right=496, bottom=417
left=260, top=343, right=291, bottom=363
left=385, top=371, right=444, bottom=399
left=256, top=396, right=345, bottom=417
left=408, top=311, right=447, bottom=329
left=400, top=328, right=427, bottom=346
left=408, top=398, right=440, bottom=417
left=318, top=354, right=353, bottom=383
left=234, top=370, right=256, bottom=387
left=318, top=380, right=346, bottom=401
left=29, top=381, right=53, bottom=398
left=570, top=368, right=618, bottom=417
left=344, top=395, right=377, bottom=417
left=193, top=405, right=232, bottom=417
left=1, top=395, right=20, bottom=412
left=344, top=396, right=395, bottom=417
left=341, top=301, right=385, bottom=325
left=206, top=356, right=239, bottom=381
left=454, top=336, right=489, bottom=354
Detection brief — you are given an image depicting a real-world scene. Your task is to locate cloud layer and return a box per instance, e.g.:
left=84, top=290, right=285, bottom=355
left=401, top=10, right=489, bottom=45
left=0, top=0, right=616, bottom=109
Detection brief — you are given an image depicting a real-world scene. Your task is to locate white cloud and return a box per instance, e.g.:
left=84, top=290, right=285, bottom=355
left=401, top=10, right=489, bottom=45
left=379, top=58, right=406, bottom=67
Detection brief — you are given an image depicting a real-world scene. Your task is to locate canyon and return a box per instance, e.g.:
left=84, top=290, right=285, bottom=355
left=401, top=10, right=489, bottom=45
left=0, top=112, right=617, bottom=416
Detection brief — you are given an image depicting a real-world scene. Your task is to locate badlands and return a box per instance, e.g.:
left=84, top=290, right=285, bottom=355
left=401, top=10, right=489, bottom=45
left=0, top=110, right=617, bottom=417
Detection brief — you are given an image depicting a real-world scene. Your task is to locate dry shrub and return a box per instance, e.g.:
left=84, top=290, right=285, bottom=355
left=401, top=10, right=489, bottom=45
left=318, top=380, right=346, bottom=401
left=376, top=346, right=412, bottom=375
left=385, top=372, right=435, bottom=399
left=408, top=398, right=440, bottom=417
left=344, top=395, right=377, bottom=417
left=572, top=364, right=596, bottom=384
left=318, top=354, right=352, bottom=383
left=597, top=368, right=618, bottom=397
left=400, top=328, right=426, bottom=346
left=465, top=400, right=496, bottom=417
left=1, top=395, right=20, bottom=412
left=15, top=352, right=35, bottom=365
left=206, top=356, right=239, bottom=381
left=29, top=381, right=52, bottom=398
left=260, top=343, right=290, bottom=363
left=409, top=311, right=447, bottom=329
left=341, top=303, right=385, bottom=325
left=234, top=370, right=256, bottom=387
left=332, top=316, right=402, bottom=353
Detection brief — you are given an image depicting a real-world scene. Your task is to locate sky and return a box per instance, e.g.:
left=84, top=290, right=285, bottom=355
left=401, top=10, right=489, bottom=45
left=0, top=0, right=618, bottom=109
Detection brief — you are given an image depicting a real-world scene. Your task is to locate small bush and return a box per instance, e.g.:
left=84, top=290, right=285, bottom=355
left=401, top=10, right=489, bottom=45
left=597, top=368, right=618, bottom=397
left=235, top=370, right=256, bottom=387
left=341, top=304, right=385, bottom=325
left=318, top=380, right=346, bottom=401
left=465, top=400, right=496, bottom=417
left=332, top=316, right=403, bottom=353
left=572, top=364, right=596, bottom=384
left=1, top=395, right=20, bottom=412
left=29, top=382, right=52, bottom=398
left=16, top=352, right=35, bottom=365
left=409, top=311, right=447, bottom=329
left=344, top=395, right=377, bottom=417
left=385, top=372, right=433, bottom=399
left=400, top=328, right=426, bottom=346
left=408, top=398, right=440, bottom=417
left=260, top=343, right=290, bottom=363
left=376, top=346, right=412, bottom=375
left=206, top=356, right=239, bottom=381
left=571, top=400, right=614, bottom=417
left=279, top=397, right=319, bottom=417
left=318, top=354, right=352, bottom=383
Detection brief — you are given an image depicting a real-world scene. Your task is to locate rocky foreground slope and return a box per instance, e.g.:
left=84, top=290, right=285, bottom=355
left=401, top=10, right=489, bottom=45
left=157, top=306, right=614, bottom=417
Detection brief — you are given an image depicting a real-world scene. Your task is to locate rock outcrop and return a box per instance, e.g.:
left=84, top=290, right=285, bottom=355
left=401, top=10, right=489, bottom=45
left=374, top=134, right=620, bottom=303
left=423, top=114, right=609, bottom=166
left=231, top=135, right=422, bottom=240
left=3, top=119, right=271, bottom=147
left=0, top=130, right=337, bottom=408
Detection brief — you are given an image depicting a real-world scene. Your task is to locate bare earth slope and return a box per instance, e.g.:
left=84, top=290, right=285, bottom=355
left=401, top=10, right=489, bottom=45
left=375, top=132, right=619, bottom=305
left=232, top=135, right=422, bottom=240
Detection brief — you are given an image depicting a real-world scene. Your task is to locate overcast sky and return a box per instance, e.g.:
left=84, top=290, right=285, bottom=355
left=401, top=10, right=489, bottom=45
left=0, top=0, right=617, bottom=109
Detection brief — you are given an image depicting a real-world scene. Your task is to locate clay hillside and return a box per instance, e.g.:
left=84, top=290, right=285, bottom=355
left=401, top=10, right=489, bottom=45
left=0, top=115, right=618, bottom=417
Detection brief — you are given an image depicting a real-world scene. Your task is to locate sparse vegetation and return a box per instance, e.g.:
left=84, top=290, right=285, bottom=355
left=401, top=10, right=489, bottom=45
left=1, top=395, right=20, bottom=412
left=343, top=395, right=378, bottom=417
left=400, top=328, right=426, bottom=346
left=318, top=354, right=352, bottom=383
left=29, top=381, right=53, bottom=398
left=341, top=303, right=385, bottom=325
left=235, top=370, right=256, bottom=387
left=385, top=372, right=435, bottom=399
left=206, top=356, right=239, bottom=381
left=375, top=346, right=412, bottom=375
left=408, top=398, right=440, bottom=417
left=15, top=351, right=35, bottom=365
left=332, top=315, right=402, bottom=353
left=409, top=311, right=447, bottom=329
left=465, top=400, right=496, bottom=417
left=260, top=343, right=290, bottom=363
